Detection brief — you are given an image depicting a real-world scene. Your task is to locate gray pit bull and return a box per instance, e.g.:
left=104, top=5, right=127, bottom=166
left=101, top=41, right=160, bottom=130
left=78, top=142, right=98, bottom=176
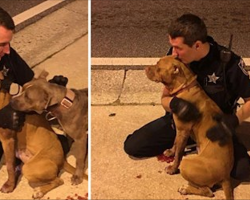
left=10, top=71, right=88, bottom=185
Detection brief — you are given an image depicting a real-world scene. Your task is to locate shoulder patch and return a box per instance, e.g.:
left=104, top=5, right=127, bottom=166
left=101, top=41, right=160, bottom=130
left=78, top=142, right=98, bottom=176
left=238, top=58, right=249, bottom=76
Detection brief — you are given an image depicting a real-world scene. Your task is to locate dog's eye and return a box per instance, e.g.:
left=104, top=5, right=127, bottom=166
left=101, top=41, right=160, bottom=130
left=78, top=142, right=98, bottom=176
left=24, top=92, right=32, bottom=102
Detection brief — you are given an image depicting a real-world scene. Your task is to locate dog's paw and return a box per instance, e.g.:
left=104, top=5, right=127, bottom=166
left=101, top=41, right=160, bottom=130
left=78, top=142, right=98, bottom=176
left=178, top=185, right=188, bottom=195
left=0, top=181, right=15, bottom=193
left=178, top=185, right=214, bottom=197
left=163, top=149, right=175, bottom=157
left=71, top=175, right=83, bottom=185
left=165, top=165, right=179, bottom=175
left=32, top=188, right=44, bottom=199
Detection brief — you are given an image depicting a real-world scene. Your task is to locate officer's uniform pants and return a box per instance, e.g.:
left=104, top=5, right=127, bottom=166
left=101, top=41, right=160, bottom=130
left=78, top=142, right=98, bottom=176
left=124, top=112, right=250, bottom=180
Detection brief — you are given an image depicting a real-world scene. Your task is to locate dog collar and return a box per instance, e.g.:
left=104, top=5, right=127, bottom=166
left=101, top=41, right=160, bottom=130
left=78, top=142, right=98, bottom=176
left=170, top=77, right=198, bottom=96
left=60, top=89, right=75, bottom=109
left=45, top=89, right=75, bottom=121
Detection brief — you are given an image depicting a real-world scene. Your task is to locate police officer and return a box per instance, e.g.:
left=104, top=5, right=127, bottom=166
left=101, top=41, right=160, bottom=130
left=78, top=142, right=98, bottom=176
left=0, top=7, right=69, bottom=157
left=124, top=13, right=250, bottom=180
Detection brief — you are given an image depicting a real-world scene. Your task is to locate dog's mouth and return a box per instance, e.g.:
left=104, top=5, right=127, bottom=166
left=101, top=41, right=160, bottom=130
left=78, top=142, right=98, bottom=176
left=161, top=80, right=168, bottom=86
left=145, top=67, right=160, bottom=82
left=146, top=69, right=169, bottom=86
left=9, top=100, right=21, bottom=111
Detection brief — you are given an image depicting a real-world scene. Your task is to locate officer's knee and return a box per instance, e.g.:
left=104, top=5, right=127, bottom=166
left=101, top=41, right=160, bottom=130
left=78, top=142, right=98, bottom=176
left=123, top=135, right=139, bottom=157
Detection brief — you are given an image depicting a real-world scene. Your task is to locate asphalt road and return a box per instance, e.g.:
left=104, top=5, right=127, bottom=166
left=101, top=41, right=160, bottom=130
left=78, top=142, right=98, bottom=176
left=0, top=0, right=47, bottom=16
left=91, top=0, right=250, bottom=58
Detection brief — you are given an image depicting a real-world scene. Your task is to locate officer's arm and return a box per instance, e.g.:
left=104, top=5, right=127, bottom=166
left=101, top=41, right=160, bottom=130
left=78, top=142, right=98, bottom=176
left=236, top=98, right=250, bottom=124
left=161, top=87, right=172, bottom=112
left=8, top=47, right=34, bottom=86
left=161, top=87, right=201, bottom=122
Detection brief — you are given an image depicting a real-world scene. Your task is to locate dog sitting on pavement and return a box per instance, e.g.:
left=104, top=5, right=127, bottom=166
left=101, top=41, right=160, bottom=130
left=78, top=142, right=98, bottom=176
left=10, top=71, right=88, bottom=185
left=0, top=89, right=75, bottom=199
left=145, top=55, right=234, bottom=199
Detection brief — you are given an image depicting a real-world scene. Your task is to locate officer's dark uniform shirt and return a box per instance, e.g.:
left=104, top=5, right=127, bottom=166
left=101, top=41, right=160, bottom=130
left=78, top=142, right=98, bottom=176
left=0, top=47, right=34, bottom=86
left=169, top=36, right=250, bottom=114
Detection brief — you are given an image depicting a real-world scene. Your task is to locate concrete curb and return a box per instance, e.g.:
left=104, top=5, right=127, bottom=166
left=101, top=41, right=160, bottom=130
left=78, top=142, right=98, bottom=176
left=91, top=57, right=250, bottom=70
left=14, top=0, right=75, bottom=32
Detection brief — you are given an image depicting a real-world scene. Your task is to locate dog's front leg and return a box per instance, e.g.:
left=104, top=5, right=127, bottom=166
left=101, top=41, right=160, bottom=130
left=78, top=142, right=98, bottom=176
left=71, top=132, right=88, bottom=185
left=0, top=129, right=17, bottom=193
left=165, top=128, right=190, bottom=175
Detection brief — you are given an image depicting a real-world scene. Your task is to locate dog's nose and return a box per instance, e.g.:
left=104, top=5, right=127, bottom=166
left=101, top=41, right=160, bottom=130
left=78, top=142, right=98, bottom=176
left=145, top=67, right=151, bottom=76
left=145, top=66, right=151, bottom=73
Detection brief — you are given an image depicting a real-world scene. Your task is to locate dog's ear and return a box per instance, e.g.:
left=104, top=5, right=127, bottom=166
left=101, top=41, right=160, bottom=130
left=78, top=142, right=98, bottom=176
left=173, top=65, right=180, bottom=74
left=172, top=59, right=184, bottom=76
left=38, top=70, right=49, bottom=80
left=170, top=54, right=178, bottom=59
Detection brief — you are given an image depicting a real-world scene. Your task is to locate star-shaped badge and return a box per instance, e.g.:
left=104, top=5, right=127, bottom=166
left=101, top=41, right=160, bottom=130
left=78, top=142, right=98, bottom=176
left=2, top=65, right=9, bottom=77
left=208, top=72, right=219, bottom=84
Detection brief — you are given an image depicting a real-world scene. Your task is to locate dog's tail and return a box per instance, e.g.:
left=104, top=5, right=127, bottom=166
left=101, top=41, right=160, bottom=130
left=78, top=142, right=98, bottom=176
left=206, top=114, right=233, bottom=146
left=63, top=161, right=75, bottom=175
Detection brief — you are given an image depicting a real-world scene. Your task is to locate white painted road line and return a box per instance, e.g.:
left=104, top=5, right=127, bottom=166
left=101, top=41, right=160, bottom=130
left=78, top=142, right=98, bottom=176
left=91, top=58, right=159, bottom=66
left=13, top=0, right=66, bottom=26
left=91, top=57, right=250, bottom=66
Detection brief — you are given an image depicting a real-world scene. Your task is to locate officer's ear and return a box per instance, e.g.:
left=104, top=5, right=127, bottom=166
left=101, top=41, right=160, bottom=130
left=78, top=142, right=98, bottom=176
left=194, top=41, right=202, bottom=50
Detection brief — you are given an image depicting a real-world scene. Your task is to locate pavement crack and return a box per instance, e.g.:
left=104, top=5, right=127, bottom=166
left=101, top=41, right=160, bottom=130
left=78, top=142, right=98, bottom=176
left=112, top=69, right=127, bottom=105
left=32, top=31, right=88, bottom=69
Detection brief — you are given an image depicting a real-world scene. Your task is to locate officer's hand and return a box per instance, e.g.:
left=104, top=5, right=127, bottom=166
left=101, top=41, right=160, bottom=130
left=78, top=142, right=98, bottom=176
left=0, top=104, right=25, bottom=131
left=169, top=97, right=202, bottom=122
left=49, top=75, right=68, bottom=87
left=0, top=78, right=12, bottom=92
left=218, top=113, right=239, bottom=132
left=162, top=87, right=170, bottom=97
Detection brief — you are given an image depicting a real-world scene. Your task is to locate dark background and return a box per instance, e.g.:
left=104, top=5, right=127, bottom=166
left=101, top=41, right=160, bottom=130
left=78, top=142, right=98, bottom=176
left=0, top=0, right=47, bottom=16
left=91, top=0, right=250, bottom=58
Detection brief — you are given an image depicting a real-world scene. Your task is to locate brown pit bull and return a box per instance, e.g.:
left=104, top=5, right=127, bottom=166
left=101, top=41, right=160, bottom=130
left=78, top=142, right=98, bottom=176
left=145, top=55, right=234, bottom=199
left=0, top=90, right=75, bottom=199
left=10, top=71, right=88, bottom=185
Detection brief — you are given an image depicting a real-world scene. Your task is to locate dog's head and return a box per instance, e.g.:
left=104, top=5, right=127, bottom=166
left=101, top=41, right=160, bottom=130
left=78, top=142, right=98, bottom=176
left=145, top=55, right=197, bottom=94
left=10, top=71, right=59, bottom=114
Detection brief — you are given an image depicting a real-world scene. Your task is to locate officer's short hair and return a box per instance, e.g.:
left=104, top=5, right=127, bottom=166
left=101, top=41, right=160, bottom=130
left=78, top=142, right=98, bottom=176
left=168, top=13, right=207, bottom=47
left=0, top=7, right=15, bottom=30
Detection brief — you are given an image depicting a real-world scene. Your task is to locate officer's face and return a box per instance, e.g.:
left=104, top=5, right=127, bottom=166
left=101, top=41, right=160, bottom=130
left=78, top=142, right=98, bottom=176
left=168, top=36, right=197, bottom=64
left=0, top=26, right=13, bottom=60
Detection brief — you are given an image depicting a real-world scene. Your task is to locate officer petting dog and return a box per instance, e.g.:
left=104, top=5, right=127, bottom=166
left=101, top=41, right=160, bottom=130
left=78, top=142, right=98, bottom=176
left=124, top=14, right=250, bottom=181
left=0, top=8, right=70, bottom=158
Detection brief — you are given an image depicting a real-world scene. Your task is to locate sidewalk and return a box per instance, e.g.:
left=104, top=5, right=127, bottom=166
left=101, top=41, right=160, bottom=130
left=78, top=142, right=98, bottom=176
left=0, top=0, right=88, bottom=199
left=91, top=68, right=250, bottom=199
